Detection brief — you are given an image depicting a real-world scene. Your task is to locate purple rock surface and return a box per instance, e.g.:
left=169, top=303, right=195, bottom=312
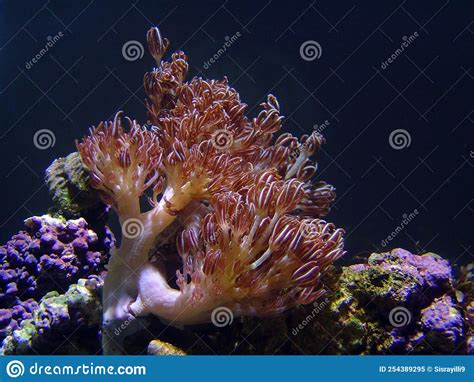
left=420, top=295, right=463, bottom=352
left=0, top=215, right=113, bottom=342
left=342, top=248, right=464, bottom=354
left=367, top=248, right=452, bottom=305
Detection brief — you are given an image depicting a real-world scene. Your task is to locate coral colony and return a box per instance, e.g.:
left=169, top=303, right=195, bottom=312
left=76, top=27, right=345, bottom=353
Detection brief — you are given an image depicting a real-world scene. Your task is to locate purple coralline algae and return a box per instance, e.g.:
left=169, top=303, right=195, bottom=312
left=456, top=263, right=473, bottom=354
left=295, top=248, right=466, bottom=354
left=0, top=215, right=113, bottom=343
left=0, top=299, right=38, bottom=340
left=1, top=277, right=103, bottom=355
left=420, top=294, right=463, bottom=352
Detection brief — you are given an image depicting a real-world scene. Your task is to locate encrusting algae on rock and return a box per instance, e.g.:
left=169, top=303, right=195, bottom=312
left=2, top=277, right=103, bottom=355
left=46, top=152, right=105, bottom=218
left=291, top=248, right=466, bottom=354
left=0, top=215, right=113, bottom=345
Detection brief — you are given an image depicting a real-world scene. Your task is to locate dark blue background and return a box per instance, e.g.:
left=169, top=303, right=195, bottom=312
left=0, top=0, right=472, bottom=266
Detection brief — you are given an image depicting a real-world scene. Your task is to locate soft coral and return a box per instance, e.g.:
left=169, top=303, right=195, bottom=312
left=76, top=26, right=345, bottom=354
